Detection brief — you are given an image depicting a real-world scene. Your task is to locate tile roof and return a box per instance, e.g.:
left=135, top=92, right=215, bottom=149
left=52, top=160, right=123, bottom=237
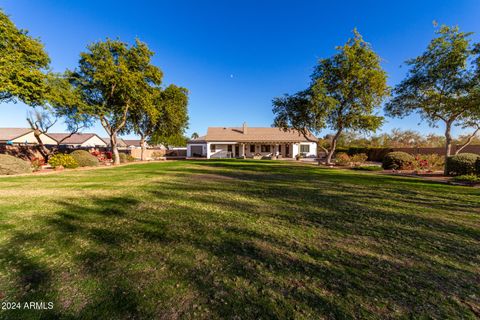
left=0, top=128, right=33, bottom=141
left=49, top=133, right=98, bottom=144
left=202, top=127, right=317, bottom=142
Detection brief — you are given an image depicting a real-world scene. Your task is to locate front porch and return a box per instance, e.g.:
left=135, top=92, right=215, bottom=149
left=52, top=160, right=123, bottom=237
left=208, top=142, right=297, bottom=159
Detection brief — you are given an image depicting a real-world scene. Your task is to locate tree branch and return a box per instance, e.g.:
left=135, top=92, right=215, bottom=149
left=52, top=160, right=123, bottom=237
left=455, top=125, right=480, bottom=154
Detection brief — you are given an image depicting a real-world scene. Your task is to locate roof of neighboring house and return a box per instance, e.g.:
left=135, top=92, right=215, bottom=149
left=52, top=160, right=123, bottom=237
left=0, top=128, right=34, bottom=141
left=49, top=133, right=103, bottom=145
left=188, top=135, right=207, bottom=143
left=195, top=127, right=318, bottom=143
left=101, top=137, right=127, bottom=147
left=122, top=139, right=143, bottom=147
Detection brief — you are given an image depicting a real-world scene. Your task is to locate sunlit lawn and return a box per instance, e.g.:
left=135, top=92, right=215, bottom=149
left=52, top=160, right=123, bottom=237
left=0, top=160, right=479, bottom=319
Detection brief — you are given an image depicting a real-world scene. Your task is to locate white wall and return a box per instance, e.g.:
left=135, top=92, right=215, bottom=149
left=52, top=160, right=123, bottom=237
left=81, top=135, right=107, bottom=147
left=11, top=132, right=57, bottom=145
left=297, top=142, right=317, bottom=158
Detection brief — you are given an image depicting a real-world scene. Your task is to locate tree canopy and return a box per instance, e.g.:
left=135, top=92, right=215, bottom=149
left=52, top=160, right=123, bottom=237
left=273, top=29, right=389, bottom=164
left=0, top=9, right=50, bottom=106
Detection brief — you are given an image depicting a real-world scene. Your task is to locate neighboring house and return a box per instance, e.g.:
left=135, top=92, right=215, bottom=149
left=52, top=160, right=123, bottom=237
left=187, top=123, right=318, bottom=159
left=0, top=128, right=57, bottom=145
left=49, top=133, right=107, bottom=148
left=101, top=137, right=128, bottom=148
left=122, top=139, right=166, bottom=150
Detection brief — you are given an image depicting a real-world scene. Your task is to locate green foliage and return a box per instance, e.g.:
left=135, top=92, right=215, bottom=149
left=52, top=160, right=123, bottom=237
left=335, top=152, right=351, bottom=166
left=0, top=154, right=31, bottom=175
left=445, top=153, right=479, bottom=176
left=48, top=153, right=79, bottom=169
left=451, top=174, right=480, bottom=183
left=350, top=153, right=368, bottom=165
left=382, top=152, right=415, bottom=170
left=335, top=147, right=392, bottom=162
left=413, top=154, right=445, bottom=171
left=0, top=9, right=50, bottom=105
left=118, top=153, right=130, bottom=163
left=476, top=158, right=480, bottom=175
left=70, top=150, right=99, bottom=167
left=385, top=25, right=480, bottom=163
left=127, top=154, right=135, bottom=162
left=273, top=30, right=389, bottom=163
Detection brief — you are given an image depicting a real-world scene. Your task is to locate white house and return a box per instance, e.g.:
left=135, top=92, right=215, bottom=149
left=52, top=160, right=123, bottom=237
left=49, top=133, right=107, bottom=148
left=187, top=123, right=318, bottom=159
left=0, top=128, right=57, bottom=145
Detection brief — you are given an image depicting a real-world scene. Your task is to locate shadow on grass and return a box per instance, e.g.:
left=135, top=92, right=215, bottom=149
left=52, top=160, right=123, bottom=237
left=0, top=160, right=479, bottom=319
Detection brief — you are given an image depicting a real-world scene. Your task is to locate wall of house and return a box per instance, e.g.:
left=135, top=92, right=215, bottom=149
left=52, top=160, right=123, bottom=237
left=11, top=132, right=57, bottom=145
left=81, top=136, right=107, bottom=147
left=207, top=143, right=238, bottom=158
left=297, top=142, right=317, bottom=158
left=187, top=143, right=207, bottom=157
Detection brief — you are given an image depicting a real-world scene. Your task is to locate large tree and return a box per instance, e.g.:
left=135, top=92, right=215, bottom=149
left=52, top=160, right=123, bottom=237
left=69, top=39, right=163, bottom=165
left=273, top=30, right=389, bottom=164
left=124, top=85, right=189, bottom=160
left=0, top=9, right=50, bottom=106
left=385, top=25, right=480, bottom=171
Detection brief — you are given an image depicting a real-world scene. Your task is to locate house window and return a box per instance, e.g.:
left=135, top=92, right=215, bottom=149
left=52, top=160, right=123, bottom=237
left=250, top=145, right=255, bottom=153
left=261, top=145, right=271, bottom=152
left=227, top=145, right=232, bottom=152
left=300, top=144, right=310, bottom=153
left=278, top=145, right=282, bottom=153
left=210, top=144, right=215, bottom=152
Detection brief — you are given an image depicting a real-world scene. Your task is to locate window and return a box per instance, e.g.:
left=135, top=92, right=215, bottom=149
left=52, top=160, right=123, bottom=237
left=261, top=145, right=271, bottom=152
left=250, top=145, right=255, bottom=152
left=278, top=145, right=282, bottom=153
left=300, top=144, right=310, bottom=153
left=227, top=145, right=232, bottom=152
left=210, top=144, right=215, bottom=152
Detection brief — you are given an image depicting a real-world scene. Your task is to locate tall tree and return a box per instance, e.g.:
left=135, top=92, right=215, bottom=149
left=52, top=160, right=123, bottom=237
left=191, top=132, right=199, bottom=139
left=69, top=39, right=163, bottom=164
left=0, top=9, right=50, bottom=106
left=124, top=85, right=189, bottom=160
left=273, top=30, right=389, bottom=164
left=385, top=25, right=480, bottom=171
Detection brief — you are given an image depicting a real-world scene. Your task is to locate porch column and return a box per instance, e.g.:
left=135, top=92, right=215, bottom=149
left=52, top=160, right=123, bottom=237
left=240, top=143, right=245, bottom=158
left=291, top=143, right=295, bottom=158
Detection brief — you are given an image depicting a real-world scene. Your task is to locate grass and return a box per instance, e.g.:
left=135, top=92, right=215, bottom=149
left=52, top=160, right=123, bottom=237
left=350, top=165, right=383, bottom=171
left=0, top=160, right=479, bottom=319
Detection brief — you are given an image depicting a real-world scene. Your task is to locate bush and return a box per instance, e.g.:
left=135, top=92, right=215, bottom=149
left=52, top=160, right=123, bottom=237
left=382, top=152, right=415, bottom=170
left=476, top=158, right=480, bottom=175
left=445, top=153, right=479, bottom=176
left=451, top=174, right=480, bottom=183
left=70, top=150, right=99, bottom=167
left=350, top=153, right=368, bottom=166
left=413, top=154, right=445, bottom=171
left=118, top=153, right=129, bottom=163
left=126, top=154, right=135, bottom=162
left=335, top=152, right=351, bottom=166
left=48, top=153, right=79, bottom=169
left=0, top=154, right=32, bottom=175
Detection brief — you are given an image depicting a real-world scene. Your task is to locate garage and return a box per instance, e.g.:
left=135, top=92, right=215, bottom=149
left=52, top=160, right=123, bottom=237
left=189, top=145, right=204, bottom=157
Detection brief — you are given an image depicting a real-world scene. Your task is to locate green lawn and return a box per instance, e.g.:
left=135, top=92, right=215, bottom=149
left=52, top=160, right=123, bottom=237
left=0, top=160, right=479, bottom=319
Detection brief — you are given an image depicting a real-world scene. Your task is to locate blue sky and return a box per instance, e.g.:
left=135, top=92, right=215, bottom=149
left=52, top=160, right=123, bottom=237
left=1, top=0, right=479, bottom=139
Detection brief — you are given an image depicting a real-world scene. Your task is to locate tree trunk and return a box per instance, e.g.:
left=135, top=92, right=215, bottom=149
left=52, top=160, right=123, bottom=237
left=455, top=127, right=479, bottom=155
left=140, top=135, right=146, bottom=161
left=110, top=134, right=120, bottom=165
left=325, top=129, right=342, bottom=165
left=32, top=129, right=51, bottom=162
left=444, top=121, right=453, bottom=175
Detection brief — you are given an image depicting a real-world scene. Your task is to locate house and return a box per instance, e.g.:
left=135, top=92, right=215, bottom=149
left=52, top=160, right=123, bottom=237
left=122, top=139, right=167, bottom=150
left=0, top=128, right=57, bottom=145
left=49, top=133, right=107, bottom=148
left=187, top=123, right=318, bottom=159
left=101, top=137, right=128, bottom=148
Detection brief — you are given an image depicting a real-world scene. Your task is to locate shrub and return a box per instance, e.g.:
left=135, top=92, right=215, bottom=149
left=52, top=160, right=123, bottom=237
left=445, top=153, right=479, bottom=176
left=126, top=154, right=135, bottom=162
left=413, top=154, right=445, bottom=171
left=476, top=158, right=480, bottom=175
left=350, top=153, right=368, bottom=166
left=382, top=152, right=415, bottom=170
left=30, top=157, right=45, bottom=172
left=0, top=154, right=32, bottom=175
left=70, top=150, right=99, bottom=167
left=48, top=153, right=79, bottom=169
left=151, top=151, right=165, bottom=160
left=451, top=174, right=480, bottom=183
left=335, top=152, right=351, bottom=166
left=118, top=153, right=128, bottom=163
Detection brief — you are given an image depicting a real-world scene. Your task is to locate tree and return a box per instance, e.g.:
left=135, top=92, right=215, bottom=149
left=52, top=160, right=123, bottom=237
left=273, top=30, right=389, bottom=164
left=69, top=39, right=162, bottom=165
left=25, top=74, right=92, bottom=161
left=385, top=25, right=480, bottom=172
left=0, top=9, right=50, bottom=106
left=125, top=85, right=189, bottom=160
left=191, top=132, right=199, bottom=139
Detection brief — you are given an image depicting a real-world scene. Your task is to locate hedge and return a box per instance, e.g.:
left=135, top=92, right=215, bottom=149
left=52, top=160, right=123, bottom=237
left=70, top=150, right=99, bottom=167
left=48, top=153, right=79, bottom=169
left=382, top=152, right=415, bottom=170
left=0, top=154, right=32, bottom=175
left=445, top=153, right=479, bottom=176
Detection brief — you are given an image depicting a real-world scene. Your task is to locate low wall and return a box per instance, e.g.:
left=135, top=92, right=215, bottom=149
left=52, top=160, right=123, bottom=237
left=393, top=145, right=480, bottom=155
